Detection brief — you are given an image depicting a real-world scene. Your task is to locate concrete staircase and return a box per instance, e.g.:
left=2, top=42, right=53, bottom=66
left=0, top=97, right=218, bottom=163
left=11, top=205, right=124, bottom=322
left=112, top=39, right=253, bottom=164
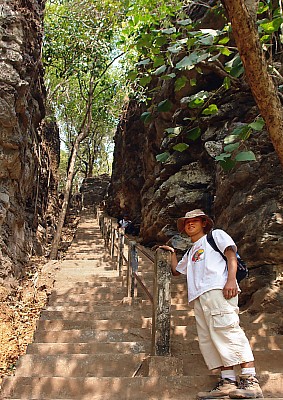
left=1, top=211, right=282, bottom=399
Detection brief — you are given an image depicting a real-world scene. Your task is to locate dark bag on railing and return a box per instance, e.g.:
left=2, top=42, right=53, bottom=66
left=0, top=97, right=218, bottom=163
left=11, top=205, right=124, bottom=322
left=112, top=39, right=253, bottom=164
left=206, top=231, right=248, bottom=283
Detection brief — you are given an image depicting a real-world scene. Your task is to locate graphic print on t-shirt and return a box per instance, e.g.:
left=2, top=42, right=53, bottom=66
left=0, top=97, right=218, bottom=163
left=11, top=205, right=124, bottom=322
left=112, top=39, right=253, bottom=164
left=192, top=248, right=204, bottom=262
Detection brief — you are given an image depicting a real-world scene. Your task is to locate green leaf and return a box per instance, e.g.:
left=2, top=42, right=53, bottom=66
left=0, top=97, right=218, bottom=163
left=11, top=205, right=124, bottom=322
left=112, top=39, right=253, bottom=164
left=177, top=18, right=192, bottom=26
left=165, top=126, right=182, bottom=136
left=186, top=127, right=201, bottom=141
left=173, top=143, right=189, bottom=152
left=153, top=57, right=165, bottom=68
left=190, top=78, right=197, bottom=86
left=155, top=36, right=167, bottom=46
left=161, top=27, right=176, bottom=35
left=235, top=151, right=256, bottom=162
left=225, top=54, right=244, bottom=78
left=137, top=58, right=151, bottom=66
left=230, top=63, right=244, bottom=78
left=154, top=65, right=167, bottom=75
left=168, top=44, right=183, bottom=53
left=218, top=36, right=230, bottom=45
left=137, top=34, right=153, bottom=48
left=224, top=134, right=238, bottom=144
left=161, top=73, right=176, bottom=80
left=215, top=153, right=232, bottom=161
left=198, top=34, right=214, bottom=46
left=231, top=124, right=250, bottom=136
left=189, top=98, right=205, bottom=108
left=157, top=99, right=173, bottom=112
left=260, top=34, right=272, bottom=43
left=139, top=75, right=152, bottom=86
left=156, top=151, right=170, bottom=162
left=223, top=77, right=231, bottom=89
left=248, top=118, right=265, bottom=131
left=224, top=143, right=240, bottom=152
left=202, top=104, right=218, bottom=115
left=140, top=111, right=153, bottom=123
left=260, top=17, right=283, bottom=33
left=127, top=70, right=137, bottom=81
left=219, top=46, right=231, bottom=56
left=175, top=51, right=210, bottom=70
left=175, top=76, right=188, bottom=91
left=183, top=90, right=209, bottom=108
left=257, top=2, right=269, bottom=14
left=219, top=159, right=236, bottom=171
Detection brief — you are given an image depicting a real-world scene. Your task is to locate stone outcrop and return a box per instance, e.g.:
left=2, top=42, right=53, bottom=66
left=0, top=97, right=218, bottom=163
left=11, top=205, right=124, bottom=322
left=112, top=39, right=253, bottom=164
left=80, top=175, right=110, bottom=209
left=0, top=0, right=59, bottom=285
left=106, top=4, right=283, bottom=280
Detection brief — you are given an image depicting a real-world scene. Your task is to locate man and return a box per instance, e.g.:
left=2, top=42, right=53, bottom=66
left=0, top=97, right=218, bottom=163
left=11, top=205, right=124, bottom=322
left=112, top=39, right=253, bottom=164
left=161, top=209, right=263, bottom=399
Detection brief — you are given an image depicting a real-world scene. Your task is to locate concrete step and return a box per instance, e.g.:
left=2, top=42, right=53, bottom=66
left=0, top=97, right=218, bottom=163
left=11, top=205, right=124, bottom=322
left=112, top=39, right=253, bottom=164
left=43, top=301, right=189, bottom=313
left=33, top=327, right=151, bottom=343
left=170, top=323, right=278, bottom=337
left=36, top=318, right=152, bottom=331
left=52, top=282, right=124, bottom=293
left=0, top=375, right=226, bottom=399
left=26, top=342, right=151, bottom=355
left=48, top=291, right=126, bottom=303
left=2, top=375, right=282, bottom=399
left=40, top=309, right=152, bottom=321
left=46, top=299, right=128, bottom=307
left=171, top=335, right=283, bottom=352
left=13, top=354, right=146, bottom=377
left=179, top=351, right=283, bottom=375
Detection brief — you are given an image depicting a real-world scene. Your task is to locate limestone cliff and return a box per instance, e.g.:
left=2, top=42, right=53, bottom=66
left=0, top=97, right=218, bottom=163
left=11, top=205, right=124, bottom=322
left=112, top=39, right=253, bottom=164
left=0, top=0, right=58, bottom=285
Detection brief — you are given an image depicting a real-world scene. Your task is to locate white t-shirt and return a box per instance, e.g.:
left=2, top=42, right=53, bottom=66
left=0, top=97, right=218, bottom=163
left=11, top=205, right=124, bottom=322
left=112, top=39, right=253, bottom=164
left=176, top=229, right=237, bottom=303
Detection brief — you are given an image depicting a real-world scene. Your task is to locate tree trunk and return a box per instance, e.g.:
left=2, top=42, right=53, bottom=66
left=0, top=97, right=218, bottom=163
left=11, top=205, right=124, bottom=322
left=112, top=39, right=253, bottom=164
left=49, top=141, right=79, bottom=259
left=221, top=0, right=283, bottom=166
left=50, top=77, right=94, bottom=259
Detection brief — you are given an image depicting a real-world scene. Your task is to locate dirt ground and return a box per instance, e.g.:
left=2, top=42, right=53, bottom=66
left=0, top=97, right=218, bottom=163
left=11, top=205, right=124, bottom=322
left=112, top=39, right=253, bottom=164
left=0, top=214, right=80, bottom=387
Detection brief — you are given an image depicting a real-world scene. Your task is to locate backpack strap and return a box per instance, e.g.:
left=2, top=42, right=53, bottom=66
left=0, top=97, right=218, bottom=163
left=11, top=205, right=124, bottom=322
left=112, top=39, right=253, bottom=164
left=206, top=231, right=227, bottom=261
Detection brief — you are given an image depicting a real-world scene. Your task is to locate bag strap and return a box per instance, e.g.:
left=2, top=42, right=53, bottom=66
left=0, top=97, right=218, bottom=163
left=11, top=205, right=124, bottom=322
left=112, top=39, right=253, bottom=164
left=206, top=231, right=227, bottom=261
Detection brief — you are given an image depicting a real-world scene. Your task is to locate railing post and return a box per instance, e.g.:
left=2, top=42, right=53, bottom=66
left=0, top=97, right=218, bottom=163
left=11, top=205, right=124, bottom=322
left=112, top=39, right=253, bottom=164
left=117, top=230, right=124, bottom=276
left=110, top=227, right=115, bottom=258
left=152, top=248, right=172, bottom=356
left=127, top=240, right=138, bottom=298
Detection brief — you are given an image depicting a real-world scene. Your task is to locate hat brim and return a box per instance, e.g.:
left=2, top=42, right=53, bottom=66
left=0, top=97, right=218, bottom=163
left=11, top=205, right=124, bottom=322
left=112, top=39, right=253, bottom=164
left=177, top=216, right=214, bottom=233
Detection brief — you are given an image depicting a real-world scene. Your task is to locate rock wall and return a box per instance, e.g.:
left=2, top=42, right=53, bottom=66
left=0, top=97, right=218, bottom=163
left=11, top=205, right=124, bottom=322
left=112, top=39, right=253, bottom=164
left=107, top=5, right=283, bottom=275
left=80, top=175, right=110, bottom=209
left=0, top=0, right=58, bottom=285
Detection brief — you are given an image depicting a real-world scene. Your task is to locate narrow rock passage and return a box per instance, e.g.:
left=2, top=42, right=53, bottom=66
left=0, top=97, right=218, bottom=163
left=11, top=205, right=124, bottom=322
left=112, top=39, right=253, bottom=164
left=1, top=210, right=283, bottom=399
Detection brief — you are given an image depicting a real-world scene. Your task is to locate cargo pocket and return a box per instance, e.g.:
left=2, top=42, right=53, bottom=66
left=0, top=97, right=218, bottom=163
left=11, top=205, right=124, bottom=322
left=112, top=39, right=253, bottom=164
left=211, top=309, right=239, bottom=329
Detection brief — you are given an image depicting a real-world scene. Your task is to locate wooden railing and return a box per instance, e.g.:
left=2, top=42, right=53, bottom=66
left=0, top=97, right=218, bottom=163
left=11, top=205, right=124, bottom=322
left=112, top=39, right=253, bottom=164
left=97, top=209, right=172, bottom=356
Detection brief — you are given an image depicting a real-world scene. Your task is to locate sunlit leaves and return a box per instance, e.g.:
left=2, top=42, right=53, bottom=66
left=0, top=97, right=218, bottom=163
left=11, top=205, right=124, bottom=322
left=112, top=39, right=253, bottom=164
left=214, top=117, right=264, bottom=169
left=260, top=17, right=283, bottom=33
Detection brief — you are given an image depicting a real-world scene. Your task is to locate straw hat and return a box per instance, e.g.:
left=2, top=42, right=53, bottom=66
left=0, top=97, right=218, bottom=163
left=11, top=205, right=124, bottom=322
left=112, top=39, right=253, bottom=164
left=177, top=209, right=214, bottom=233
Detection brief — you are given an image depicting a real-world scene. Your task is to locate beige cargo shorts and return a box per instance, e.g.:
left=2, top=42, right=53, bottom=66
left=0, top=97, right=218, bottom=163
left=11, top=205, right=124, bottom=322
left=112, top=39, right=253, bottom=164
left=194, top=289, right=254, bottom=370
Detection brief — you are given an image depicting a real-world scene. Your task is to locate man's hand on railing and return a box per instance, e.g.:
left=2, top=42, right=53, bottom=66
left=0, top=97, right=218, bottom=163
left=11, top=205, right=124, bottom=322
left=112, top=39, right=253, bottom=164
left=157, top=245, right=180, bottom=276
left=158, top=245, right=175, bottom=253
